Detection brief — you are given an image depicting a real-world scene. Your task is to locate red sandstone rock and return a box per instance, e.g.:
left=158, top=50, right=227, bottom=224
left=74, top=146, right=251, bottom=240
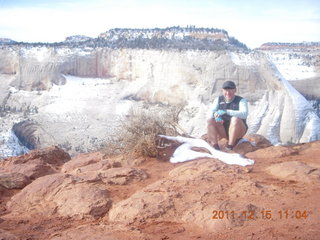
left=0, top=146, right=71, bottom=180
left=266, top=161, right=320, bottom=182
left=7, top=173, right=112, bottom=219
left=245, top=145, right=298, bottom=159
left=1, top=146, right=70, bottom=166
left=0, top=140, right=320, bottom=240
left=61, top=152, right=105, bottom=173
left=0, top=172, right=31, bottom=189
left=0, top=229, right=18, bottom=240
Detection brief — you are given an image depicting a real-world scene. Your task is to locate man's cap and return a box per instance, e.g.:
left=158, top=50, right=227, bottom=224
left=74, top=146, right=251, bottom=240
left=222, top=81, right=236, bottom=89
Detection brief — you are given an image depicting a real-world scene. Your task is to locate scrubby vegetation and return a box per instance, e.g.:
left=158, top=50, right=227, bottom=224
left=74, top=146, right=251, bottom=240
left=101, top=105, right=184, bottom=158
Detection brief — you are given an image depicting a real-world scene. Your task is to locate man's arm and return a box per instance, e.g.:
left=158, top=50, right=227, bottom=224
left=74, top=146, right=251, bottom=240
left=208, top=97, right=219, bottom=118
left=226, top=98, right=248, bottom=119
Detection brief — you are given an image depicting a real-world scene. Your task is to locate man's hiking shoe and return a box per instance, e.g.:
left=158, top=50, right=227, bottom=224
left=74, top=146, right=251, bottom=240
left=226, top=144, right=233, bottom=150
left=223, top=145, right=234, bottom=153
left=212, top=144, right=220, bottom=150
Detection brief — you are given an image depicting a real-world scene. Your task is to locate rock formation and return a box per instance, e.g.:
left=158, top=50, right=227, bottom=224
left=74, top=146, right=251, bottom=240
left=0, top=146, right=70, bottom=181
left=0, top=137, right=319, bottom=239
left=258, top=42, right=320, bottom=98
left=12, top=120, right=55, bottom=150
left=0, top=28, right=319, bottom=156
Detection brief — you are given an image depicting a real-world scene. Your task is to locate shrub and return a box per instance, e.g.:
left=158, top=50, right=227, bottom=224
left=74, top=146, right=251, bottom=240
left=102, top=105, right=184, bottom=158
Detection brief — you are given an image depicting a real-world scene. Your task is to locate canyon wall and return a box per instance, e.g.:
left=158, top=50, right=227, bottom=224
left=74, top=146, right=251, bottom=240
left=0, top=44, right=319, bottom=156
left=258, top=42, right=320, bottom=98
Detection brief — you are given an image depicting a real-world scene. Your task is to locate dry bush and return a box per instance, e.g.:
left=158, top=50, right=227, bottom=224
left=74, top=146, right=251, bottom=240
left=102, top=105, right=185, bottom=157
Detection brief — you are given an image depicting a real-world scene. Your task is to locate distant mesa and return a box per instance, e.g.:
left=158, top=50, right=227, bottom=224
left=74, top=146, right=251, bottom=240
left=96, top=26, right=248, bottom=50
left=0, top=38, right=16, bottom=44
left=258, top=42, right=320, bottom=51
left=64, top=35, right=93, bottom=43
left=0, top=26, right=248, bottom=51
left=98, top=26, right=229, bottom=41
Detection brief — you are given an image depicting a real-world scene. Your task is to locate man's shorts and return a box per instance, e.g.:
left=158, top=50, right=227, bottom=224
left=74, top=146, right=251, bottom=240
left=223, top=118, right=248, bottom=137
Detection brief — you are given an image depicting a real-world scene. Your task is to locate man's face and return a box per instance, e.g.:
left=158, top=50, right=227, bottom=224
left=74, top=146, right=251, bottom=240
left=223, top=88, right=236, bottom=101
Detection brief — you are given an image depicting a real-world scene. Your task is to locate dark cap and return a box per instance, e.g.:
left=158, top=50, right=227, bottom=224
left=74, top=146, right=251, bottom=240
left=222, top=81, right=236, bottom=89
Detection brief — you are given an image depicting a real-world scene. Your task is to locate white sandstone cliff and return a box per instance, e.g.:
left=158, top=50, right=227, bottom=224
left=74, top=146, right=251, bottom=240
left=0, top=45, right=319, bottom=156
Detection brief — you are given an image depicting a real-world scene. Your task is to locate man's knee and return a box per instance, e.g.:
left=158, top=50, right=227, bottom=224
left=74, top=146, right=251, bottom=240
left=207, top=118, right=215, bottom=125
left=230, top=117, right=243, bottom=126
left=208, top=118, right=222, bottom=133
left=230, top=117, right=247, bottom=134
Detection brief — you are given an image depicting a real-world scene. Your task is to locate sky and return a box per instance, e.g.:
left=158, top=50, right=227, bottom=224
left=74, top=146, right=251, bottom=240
left=0, top=0, right=319, bottom=48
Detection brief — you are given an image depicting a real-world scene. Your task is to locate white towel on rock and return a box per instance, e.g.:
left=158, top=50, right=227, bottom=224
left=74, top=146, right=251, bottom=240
left=159, top=135, right=254, bottom=167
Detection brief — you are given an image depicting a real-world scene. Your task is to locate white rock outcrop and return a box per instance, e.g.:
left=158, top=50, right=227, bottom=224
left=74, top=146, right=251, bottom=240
left=0, top=45, right=319, bottom=156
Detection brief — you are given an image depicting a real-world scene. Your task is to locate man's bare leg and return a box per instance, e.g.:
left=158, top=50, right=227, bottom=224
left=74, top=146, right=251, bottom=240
left=207, top=118, right=227, bottom=149
left=228, top=117, right=247, bottom=147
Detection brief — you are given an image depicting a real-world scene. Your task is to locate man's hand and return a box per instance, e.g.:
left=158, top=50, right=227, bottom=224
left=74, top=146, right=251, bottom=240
left=213, top=110, right=226, bottom=123
left=215, top=116, right=223, bottom=122
left=214, top=110, right=226, bottom=118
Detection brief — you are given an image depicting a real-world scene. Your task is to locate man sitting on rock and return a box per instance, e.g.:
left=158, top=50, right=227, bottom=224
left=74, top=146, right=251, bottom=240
left=207, top=80, right=248, bottom=151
